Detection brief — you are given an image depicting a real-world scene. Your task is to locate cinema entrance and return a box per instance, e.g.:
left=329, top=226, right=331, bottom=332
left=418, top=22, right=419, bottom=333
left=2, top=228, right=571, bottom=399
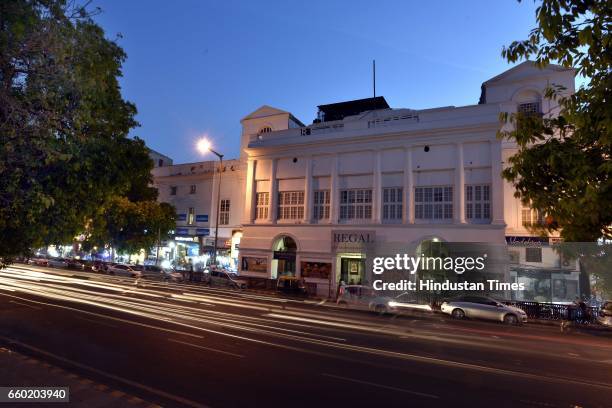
left=339, top=257, right=366, bottom=286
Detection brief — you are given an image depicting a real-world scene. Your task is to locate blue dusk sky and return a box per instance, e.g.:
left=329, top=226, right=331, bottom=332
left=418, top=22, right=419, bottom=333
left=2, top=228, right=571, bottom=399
left=93, top=0, right=540, bottom=163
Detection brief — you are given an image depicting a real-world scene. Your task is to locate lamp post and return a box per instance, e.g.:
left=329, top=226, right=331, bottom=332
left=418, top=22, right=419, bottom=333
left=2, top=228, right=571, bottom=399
left=197, top=139, right=224, bottom=267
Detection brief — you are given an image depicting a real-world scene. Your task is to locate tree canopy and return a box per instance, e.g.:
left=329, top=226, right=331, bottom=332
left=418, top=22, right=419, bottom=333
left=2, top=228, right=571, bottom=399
left=500, top=0, right=611, bottom=242
left=0, top=0, right=174, bottom=259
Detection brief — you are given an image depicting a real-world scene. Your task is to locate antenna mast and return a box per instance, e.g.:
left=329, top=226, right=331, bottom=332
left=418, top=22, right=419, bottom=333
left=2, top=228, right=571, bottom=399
left=373, top=59, right=376, bottom=97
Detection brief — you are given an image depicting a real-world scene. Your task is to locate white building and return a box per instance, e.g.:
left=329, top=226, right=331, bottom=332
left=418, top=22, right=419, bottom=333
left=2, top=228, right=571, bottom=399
left=236, top=61, right=582, bottom=301
left=149, top=62, right=582, bottom=301
left=152, top=159, right=245, bottom=270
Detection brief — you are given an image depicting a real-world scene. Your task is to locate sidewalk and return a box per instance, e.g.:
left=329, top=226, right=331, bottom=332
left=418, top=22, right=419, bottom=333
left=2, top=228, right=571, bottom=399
left=0, top=346, right=158, bottom=407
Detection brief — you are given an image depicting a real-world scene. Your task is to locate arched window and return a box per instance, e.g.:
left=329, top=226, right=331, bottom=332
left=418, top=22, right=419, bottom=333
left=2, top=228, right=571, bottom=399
left=271, top=235, right=297, bottom=278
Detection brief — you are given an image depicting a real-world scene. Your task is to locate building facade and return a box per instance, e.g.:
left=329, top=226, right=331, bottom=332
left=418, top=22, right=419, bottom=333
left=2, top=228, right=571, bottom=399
left=151, top=159, right=245, bottom=270
left=151, top=62, right=582, bottom=301
left=236, top=62, right=581, bottom=300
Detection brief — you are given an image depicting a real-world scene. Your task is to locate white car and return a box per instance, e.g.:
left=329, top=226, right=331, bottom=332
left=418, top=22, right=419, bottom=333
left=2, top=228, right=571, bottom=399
left=107, top=264, right=142, bottom=278
left=388, top=292, right=434, bottom=313
left=441, top=295, right=527, bottom=325
left=337, top=285, right=392, bottom=314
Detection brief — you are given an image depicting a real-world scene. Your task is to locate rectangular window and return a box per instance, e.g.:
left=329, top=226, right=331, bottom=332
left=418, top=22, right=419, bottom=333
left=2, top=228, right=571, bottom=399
left=187, top=207, right=195, bottom=225
left=465, top=184, right=491, bottom=222
left=382, top=187, right=403, bottom=221
left=522, top=206, right=545, bottom=227
left=219, top=199, right=230, bottom=225
left=170, top=186, right=177, bottom=196
left=190, top=185, right=196, bottom=194
left=339, top=189, right=372, bottom=220
left=255, top=193, right=269, bottom=220
left=518, top=102, right=541, bottom=116
left=525, top=247, right=543, bottom=263
left=313, top=190, right=330, bottom=220
left=278, top=191, right=305, bottom=220
left=414, top=186, right=453, bottom=220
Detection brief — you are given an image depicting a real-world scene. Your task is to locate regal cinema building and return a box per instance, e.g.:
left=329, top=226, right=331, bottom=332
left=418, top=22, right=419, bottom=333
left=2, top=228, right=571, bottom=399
left=155, top=62, right=587, bottom=301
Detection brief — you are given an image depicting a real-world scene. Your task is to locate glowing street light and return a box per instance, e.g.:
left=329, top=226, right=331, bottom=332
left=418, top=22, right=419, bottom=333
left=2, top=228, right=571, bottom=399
left=196, top=138, right=211, bottom=155
left=196, top=138, right=224, bottom=267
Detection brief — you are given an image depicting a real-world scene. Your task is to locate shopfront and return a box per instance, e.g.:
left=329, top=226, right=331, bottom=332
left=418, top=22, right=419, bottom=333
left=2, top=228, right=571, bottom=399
left=332, top=230, right=375, bottom=287
left=271, top=235, right=297, bottom=278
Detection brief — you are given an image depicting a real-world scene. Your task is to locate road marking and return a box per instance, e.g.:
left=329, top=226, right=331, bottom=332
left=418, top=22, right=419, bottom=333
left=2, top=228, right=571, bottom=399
left=0, top=293, right=204, bottom=339
left=0, top=335, right=209, bottom=408
left=74, top=315, right=119, bottom=329
left=9, top=300, right=41, bottom=310
left=322, top=373, right=439, bottom=399
left=167, top=338, right=244, bottom=358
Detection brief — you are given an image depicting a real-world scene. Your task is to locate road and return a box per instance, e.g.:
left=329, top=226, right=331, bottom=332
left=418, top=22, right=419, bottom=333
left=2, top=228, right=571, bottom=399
left=1, top=264, right=611, bottom=408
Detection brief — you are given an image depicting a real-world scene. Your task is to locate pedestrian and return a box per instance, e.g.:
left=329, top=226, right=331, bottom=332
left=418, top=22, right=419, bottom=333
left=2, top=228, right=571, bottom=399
left=577, top=297, right=589, bottom=324
left=188, top=258, right=194, bottom=282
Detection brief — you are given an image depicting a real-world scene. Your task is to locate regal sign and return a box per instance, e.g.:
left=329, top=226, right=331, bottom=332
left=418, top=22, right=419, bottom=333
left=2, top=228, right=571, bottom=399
left=332, top=230, right=375, bottom=252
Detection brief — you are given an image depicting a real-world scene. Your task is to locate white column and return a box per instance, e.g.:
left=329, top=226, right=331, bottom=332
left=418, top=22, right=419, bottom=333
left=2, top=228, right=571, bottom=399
left=269, top=158, right=278, bottom=223
left=373, top=151, right=382, bottom=223
left=403, top=147, right=414, bottom=223
left=243, top=159, right=256, bottom=224
left=303, top=156, right=313, bottom=223
left=329, top=155, right=339, bottom=224
left=456, top=143, right=466, bottom=223
left=491, top=140, right=505, bottom=224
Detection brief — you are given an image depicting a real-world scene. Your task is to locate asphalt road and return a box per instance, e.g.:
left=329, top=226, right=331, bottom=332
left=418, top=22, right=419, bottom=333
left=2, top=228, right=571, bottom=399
left=1, top=264, right=611, bottom=408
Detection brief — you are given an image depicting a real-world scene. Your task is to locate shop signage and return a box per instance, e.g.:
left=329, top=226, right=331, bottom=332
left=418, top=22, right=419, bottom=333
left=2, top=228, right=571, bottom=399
left=273, top=251, right=296, bottom=261
left=176, top=213, right=187, bottom=222
left=241, top=257, right=267, bottom=273
left=196, top=214, right=208, bottom=222
left=196, top=228, right=210, bottom=236
left=300, top=262, right=331, bottom=279
left=506, top=236, right=548, bottom=246
left=175, top=228, right=190, bottom=236
left=175, top=236, right=197, bottom=242
left=332, top=230, right=375, bottom=252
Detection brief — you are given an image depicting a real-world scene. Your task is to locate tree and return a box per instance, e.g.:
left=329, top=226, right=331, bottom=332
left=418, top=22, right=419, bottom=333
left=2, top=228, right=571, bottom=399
left=85, top=197, right=176, bottom=258
left=0, top=1, right=163, bottom=259
left=499, top=0, right=611, bottom=241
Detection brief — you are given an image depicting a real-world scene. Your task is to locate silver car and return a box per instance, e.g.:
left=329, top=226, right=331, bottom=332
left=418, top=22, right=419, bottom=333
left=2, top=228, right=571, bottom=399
left=441, top=295, right=527, bottom=325
left=107, top=264, right=142, bottom=278
left=337, top=285, right=392, bottom=314
left=206, top=270, right=247, bottom=289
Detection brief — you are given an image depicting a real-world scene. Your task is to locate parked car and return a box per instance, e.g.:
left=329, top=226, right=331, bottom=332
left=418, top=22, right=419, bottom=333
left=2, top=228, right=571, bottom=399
left=47, top=257, right=68, bottom=269
left=597, top=301, right=612, bottom=327
left=162, top=268, right=185, bottom=282
left=387, top=292, right=434, bottom=313
left=441, top=295, right=527, bottom=325
left=276, top=276, right=306, bottom=295
left=91, top=261, right=109, bottom=273
left=107, top=264, right=142, bottom=278
left=66, top=259, right=86, bottom=270
left=28, top=257, right=49, bottom=267
left=206, top=270, right=247, bottom=289
left=337, top=285, right=392, bottom=314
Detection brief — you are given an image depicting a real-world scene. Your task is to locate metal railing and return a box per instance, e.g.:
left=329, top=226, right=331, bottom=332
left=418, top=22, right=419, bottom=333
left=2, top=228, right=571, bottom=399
left=503, top=301, right=600, bottom=324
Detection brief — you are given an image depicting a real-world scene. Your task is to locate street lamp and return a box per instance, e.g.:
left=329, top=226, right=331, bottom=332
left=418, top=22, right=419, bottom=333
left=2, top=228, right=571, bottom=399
left=197, top=138, right=224, bottom=267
